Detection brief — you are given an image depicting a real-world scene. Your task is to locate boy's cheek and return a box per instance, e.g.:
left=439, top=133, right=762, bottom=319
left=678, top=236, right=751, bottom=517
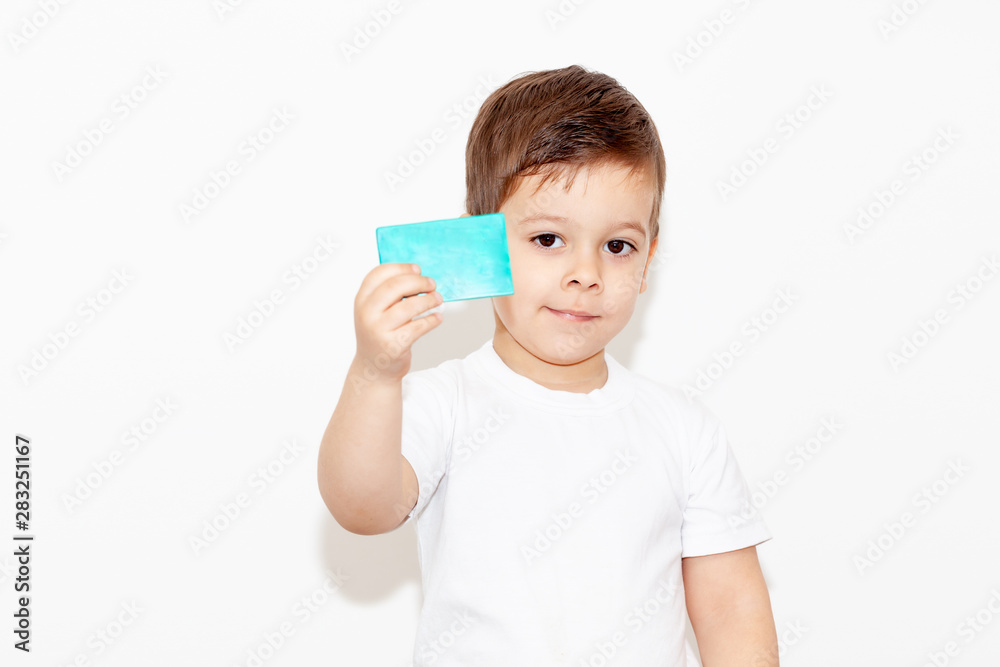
left=510, top=255, right=546, bottom=287
left=601, top=293, right=634, bottom=318
left=609, top=268, right=644, bottom=295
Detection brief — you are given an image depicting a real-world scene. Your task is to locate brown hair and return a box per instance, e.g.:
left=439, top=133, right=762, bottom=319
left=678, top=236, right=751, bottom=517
left=464, top=64, right=666, bottom=241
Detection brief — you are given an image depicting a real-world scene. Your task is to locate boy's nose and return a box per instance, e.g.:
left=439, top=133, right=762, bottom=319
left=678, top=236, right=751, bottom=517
left=565, top=252, right=602, bottom=291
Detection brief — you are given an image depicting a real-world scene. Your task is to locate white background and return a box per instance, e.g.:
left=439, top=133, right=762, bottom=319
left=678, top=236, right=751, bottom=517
left=2, top=0, right=999, bottom=665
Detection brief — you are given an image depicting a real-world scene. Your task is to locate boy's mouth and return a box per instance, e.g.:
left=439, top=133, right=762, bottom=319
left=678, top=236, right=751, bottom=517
left=545, top=307, right=598, bottom=322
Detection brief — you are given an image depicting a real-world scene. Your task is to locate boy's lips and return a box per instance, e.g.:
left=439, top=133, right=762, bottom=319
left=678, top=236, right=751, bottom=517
left=545, top=306, right=598, bottom=321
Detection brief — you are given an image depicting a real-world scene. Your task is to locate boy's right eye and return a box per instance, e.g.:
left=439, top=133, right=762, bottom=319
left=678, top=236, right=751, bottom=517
left=532, top=234, right=564, bottom=248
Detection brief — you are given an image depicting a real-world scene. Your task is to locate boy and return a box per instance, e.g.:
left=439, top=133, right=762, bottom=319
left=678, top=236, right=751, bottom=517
left=318, top=65, right=778, bottom=666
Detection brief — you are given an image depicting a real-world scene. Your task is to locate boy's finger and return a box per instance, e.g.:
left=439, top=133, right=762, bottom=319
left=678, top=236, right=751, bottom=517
left=383, top=291, right=442, bottom=331
left=355, top=262, right=420, bottom=307
left=392, top=305, right=443, bottom=346
left=365, top=270, right=437, bottom=316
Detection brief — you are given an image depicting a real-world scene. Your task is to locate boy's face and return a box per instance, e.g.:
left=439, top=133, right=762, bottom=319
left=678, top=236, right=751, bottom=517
left=491, top=162, right=658, bottom=371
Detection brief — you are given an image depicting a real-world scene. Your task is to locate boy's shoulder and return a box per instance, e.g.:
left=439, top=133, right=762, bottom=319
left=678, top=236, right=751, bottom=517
left=401, top=358, right=463, bottom=393
left=399, top=342, right=482, bottom=397
left=403, top=337, right=507, bottom=384
left=615, top=359, right=725, bottom=437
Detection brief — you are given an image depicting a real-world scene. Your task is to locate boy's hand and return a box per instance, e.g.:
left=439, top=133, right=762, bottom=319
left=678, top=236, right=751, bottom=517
left=353, top=263, right=443, bottom=385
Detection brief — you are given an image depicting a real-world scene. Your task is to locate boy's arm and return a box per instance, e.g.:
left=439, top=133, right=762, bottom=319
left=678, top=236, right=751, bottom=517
left=317, top=367, right=418, bottom=535
left=317, top=263, right=441, bottom=535
left=682, top=546, right=779, bottom=667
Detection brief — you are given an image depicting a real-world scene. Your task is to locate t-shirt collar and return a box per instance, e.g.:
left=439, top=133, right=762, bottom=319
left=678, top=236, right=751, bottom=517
left=469, top=338, right=634, bottom=414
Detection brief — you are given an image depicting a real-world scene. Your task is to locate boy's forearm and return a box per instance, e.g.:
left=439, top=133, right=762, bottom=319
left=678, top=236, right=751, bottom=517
left=317, top=358, right=410, bottom=534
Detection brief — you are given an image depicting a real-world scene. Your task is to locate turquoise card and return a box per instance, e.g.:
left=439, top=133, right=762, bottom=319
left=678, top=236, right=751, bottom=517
left=375, top=213, right=514, bottom=302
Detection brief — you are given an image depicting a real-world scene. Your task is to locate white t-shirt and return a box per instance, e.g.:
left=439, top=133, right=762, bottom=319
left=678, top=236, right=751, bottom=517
left=399, top=339, right=770, bottom=666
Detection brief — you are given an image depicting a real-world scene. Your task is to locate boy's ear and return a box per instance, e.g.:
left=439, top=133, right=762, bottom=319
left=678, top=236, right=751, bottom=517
left=460, top=212, right=470, bottom=217
left=639, top=236, right=659, bottom=295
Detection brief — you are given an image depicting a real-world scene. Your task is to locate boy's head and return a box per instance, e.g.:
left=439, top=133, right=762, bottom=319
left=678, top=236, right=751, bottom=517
left=465, top=64, right=666, bottom=242
left=464, top=65, right=667, bottom=375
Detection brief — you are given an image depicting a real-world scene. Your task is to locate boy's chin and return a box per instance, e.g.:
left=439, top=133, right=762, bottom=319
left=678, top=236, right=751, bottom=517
left=494, top=317, right=608, bottom=366
left=528, top=337, right=606, bottom=367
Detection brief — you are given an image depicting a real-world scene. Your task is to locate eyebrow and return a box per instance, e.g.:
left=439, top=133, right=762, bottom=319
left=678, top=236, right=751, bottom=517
left=518, top=214, right=648, bottom=242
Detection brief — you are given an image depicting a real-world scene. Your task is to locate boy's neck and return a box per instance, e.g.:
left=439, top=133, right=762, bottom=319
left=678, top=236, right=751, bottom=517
left=491, top=330, right=609, bottom=394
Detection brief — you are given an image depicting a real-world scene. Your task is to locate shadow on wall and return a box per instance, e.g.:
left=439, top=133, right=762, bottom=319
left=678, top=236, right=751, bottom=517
left=317, top=512, right=421, bottom=608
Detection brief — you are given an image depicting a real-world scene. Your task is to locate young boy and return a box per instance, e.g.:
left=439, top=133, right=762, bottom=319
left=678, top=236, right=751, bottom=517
left=318, top=65, right=778, bottom=666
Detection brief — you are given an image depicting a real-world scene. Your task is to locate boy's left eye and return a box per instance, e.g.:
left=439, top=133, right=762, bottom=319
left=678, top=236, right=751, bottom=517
left=605, top=240, right=636, bottom=255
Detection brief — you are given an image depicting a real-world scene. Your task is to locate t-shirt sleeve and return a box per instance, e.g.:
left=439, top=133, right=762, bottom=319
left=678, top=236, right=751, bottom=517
left=398, top=367, right=455, bottom=526
left=680, top=403, right=771, bottom=558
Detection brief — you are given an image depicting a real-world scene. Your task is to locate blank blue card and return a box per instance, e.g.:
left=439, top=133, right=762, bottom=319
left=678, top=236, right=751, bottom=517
left=375, top=213, right=514, bottom=302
